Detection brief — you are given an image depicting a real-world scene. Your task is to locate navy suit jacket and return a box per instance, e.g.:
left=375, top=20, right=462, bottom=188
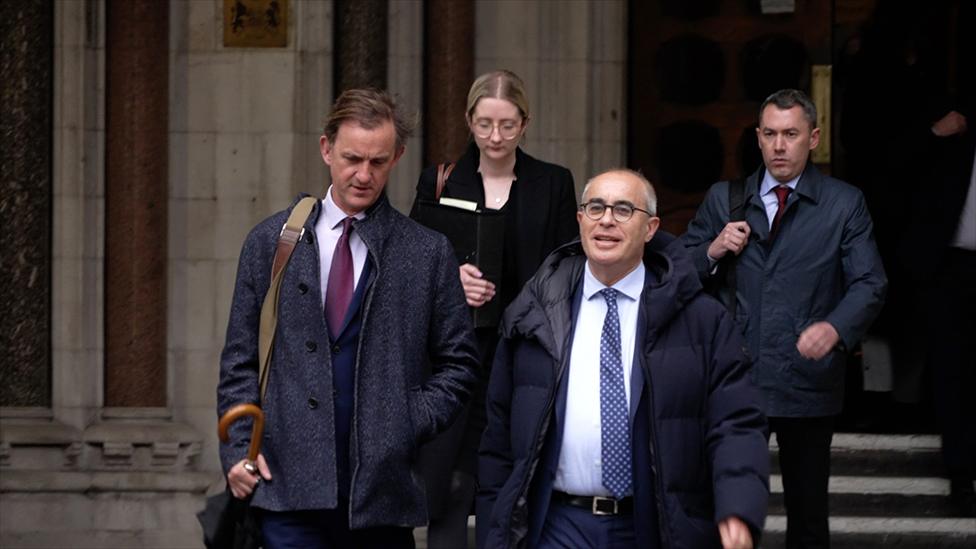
left=332, top=259, right=371, bottom=498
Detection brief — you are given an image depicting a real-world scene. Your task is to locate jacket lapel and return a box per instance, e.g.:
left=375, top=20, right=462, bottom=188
left=440, top=143, right=484, bottom=205
left=511, top=147, right=550, bottom=237
left=745, top=167, right=770, bottom=242
left=629, top=267, right=652, bottom=420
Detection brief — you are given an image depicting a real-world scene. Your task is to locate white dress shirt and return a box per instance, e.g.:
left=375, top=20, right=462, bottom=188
left=553, top=261, right=645, bottom=497
left=759, top=170, right=801, bottom=229
left=950, top=152, right=976, bottom=251
left=316, top=186, right=368, bottom=307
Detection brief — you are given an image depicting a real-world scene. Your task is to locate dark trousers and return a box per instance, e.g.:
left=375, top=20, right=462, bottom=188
left=770, top=415, right=834, bottom=549
left=537, top=500, right=636, bottom=549
left=425, top=471, right=476, bottom=549
left=925, top=248, right=976, bottom=481
left=261, top=504, right=415, bottom=549
left=421, top=327, right=496, bottom=549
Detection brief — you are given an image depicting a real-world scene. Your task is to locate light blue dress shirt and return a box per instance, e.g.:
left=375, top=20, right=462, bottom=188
left=759, top=171, right=801, bottom=228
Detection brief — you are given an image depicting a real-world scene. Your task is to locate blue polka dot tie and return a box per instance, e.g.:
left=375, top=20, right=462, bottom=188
left=599, top=288, right=632, bottom=498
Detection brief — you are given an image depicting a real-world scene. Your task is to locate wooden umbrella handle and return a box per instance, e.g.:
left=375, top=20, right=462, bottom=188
left=218, top=403, right=265, bottom=463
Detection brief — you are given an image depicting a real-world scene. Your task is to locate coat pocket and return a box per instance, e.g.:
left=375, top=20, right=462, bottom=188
left=666, top=493, right=721, bottom=548
left=787, top=318, right=842, bottom=390
left=406, top=386, right=428, bottom=447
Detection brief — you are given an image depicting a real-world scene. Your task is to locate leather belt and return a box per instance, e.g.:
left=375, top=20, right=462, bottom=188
left=551, top=490, right=633, bottom=516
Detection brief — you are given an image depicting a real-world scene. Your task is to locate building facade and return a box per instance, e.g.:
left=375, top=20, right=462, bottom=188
left=0, top=1, right=625, bottom=546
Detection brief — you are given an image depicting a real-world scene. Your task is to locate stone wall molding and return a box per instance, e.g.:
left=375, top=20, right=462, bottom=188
left=0, top=418, right=82, bottom=470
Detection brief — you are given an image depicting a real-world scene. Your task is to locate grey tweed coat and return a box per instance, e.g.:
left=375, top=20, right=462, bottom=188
left=217, top=194, right=479, bottom=528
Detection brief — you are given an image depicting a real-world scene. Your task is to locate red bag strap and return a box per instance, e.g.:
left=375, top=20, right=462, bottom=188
left=435, top=162, right=456, bottom=200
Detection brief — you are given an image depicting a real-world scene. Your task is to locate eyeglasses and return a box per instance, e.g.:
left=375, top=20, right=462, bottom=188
left=471, top=119, right=522, bottom=140
left=579, top=201, right=652, bottom=222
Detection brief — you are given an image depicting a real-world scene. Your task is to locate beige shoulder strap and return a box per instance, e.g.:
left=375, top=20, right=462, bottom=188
left=258, top=196, right=317, bottom=401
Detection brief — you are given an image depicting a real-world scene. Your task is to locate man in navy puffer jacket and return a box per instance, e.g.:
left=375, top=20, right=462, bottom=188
left=477, top=169, right=769, bottom=549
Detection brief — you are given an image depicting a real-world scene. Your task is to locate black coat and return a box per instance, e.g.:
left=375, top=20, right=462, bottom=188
left=411, top=142, right=578, bottom=305
left=899, top=132, right=976, bottom=279
left=681, top=164, right=887, bottom=417
left=477, top=235, right=769, bottom=548
left=409, top=144, right=578, bottom=516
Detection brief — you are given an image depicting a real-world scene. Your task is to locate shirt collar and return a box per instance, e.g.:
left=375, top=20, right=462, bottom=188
left=760, top=170, right=800, bottom=197
left=323, top=185, right=367, bottom=229
left=583, top=261, right=646, bottom=303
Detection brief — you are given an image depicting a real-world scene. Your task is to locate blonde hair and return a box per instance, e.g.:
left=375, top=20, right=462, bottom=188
left=465, top=70, right=530, bottom=121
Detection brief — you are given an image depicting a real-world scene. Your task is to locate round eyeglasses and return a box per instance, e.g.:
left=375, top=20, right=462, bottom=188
left=579, top=201, right=652, bottom=222
left=471, top=119, right=522, bottom=140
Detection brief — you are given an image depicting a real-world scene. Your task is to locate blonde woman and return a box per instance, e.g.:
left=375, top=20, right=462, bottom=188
left=411, top=70, right=577, bottom=548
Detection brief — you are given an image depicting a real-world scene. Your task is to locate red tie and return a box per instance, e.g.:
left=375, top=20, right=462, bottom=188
left=770, top=185, right=792, bottom=239
left=325, top=217, right=354, bottom=338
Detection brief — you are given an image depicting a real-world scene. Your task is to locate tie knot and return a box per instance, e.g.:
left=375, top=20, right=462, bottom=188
left=773, top=185, right=792, bottom=205
left=338, top=217, right=354, bottom=233
left=600, top=288, right=618, bottom=307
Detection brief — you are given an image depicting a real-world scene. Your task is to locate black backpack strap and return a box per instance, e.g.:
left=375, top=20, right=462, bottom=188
left=722, top=178, right=746, bottom=316
left=729, top=177, right=746, bottom=222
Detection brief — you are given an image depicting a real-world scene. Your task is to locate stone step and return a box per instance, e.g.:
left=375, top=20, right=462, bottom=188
left=413, top=434, right=959, bottom=548
left=768, top=475, right=961, bottom=517
left=769, top=433, right=943, bottom=476
left=416, top=515, right=976, bottom=549
left=762, top=516, right=976, bottom=548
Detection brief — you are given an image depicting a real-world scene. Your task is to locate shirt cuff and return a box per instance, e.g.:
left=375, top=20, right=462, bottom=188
left=706, top=254, right=719, bottom=275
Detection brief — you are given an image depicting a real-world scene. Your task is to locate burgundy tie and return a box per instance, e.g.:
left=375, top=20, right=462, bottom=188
left=325, top=217, right=354, bottom=338
left=770, top=185, right=792, bottom=239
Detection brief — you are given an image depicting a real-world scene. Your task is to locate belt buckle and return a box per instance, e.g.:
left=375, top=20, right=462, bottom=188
left=591, top=496, right=617, bottom=516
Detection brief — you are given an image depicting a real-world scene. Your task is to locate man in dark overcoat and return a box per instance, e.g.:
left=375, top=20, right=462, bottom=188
left=478, top=169, right=769, bottom=549
left=681, top=89, right=887, bottom=548
left=217, top=89, right=479, bottom=547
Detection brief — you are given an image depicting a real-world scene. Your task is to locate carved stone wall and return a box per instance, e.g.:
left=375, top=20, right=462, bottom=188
left=1, top=2, right=207, bottom=547
left=1, top=1, right=628, bottom=547
left=473, top=0, right=627, bottom=197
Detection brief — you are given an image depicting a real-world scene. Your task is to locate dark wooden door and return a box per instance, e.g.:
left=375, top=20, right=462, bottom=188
left=627, top=0, right=832, bottom=235
left=626, top=0, right=974, bottom=430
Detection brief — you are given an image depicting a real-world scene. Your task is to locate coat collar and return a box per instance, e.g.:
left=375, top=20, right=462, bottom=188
left=793, top=162, right=824, bottom=204
left=748, top=161, right=824, bottom=205
left=291, top=191, right=396, bottom=260
left=500, top=231, right=702, bottom=360
left=450, top=142, right=546, bottom=185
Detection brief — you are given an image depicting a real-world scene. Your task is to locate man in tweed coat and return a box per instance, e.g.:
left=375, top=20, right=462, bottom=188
left=217, top=89, right=479, bottom=548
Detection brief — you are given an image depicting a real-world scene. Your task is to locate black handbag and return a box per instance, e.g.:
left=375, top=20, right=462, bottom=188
left=197, top=489, right=262, bottom=549
left=197, top=197, right=317, bottom=549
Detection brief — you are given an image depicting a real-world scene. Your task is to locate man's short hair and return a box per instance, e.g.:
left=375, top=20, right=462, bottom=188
left=323, top=88, right=416, bottom=149
left=759, top=89, right=818, bottom=129
left=582, top=168, right=658, bottom=217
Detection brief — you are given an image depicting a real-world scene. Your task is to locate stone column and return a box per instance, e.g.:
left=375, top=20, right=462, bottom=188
left=423, top=0, right=474, bottom=165
left=334, top=0, right=387, bottom=95
left=104, top=0, right=168, bottom=407
left=0, top=0, right=54, bottom=408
